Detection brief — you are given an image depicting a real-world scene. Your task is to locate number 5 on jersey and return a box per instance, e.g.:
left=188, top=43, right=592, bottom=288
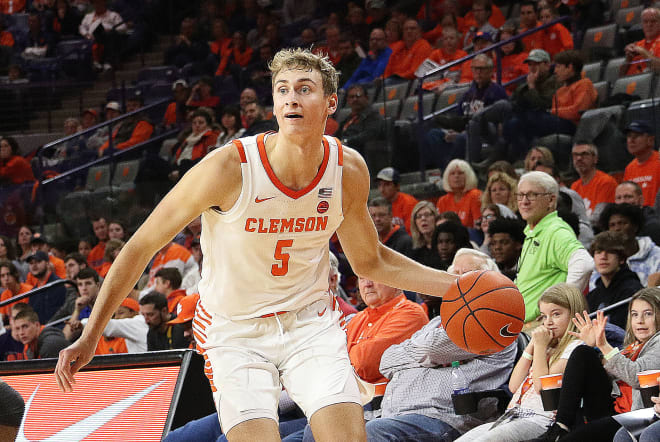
left=272, top=240, right=293, bottom=276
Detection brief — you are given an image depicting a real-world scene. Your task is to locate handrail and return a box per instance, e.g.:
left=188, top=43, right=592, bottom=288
left=0, top=279, right=74, bottom=308
left=40, top=127, right=179, bottom=186
left=589, top=297, right=632, bottom=318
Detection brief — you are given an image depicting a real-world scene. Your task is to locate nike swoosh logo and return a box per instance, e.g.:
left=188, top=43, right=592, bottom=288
left=255, top=196, right=276, bottom=203
left=500, top=323, right=518, bottom=338
left=16, top=380, right=165, bottom=442
left=318, top=307, right=327, bottom=317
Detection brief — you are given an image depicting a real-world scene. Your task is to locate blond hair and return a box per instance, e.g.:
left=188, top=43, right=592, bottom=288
left=624, top=288, right=660, bottom=346
left=269, top=48, right=338, bottom=96
left=410, top=201, right=439, bottom=248
left=481, top=171, right=518, bottom=212
left=442, top=159, right=478, bottom=193
left=538, top=283, right=587, bottom=366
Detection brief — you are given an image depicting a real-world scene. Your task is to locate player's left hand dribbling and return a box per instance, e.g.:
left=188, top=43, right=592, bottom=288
left=54, top=339, right=95, bottom=392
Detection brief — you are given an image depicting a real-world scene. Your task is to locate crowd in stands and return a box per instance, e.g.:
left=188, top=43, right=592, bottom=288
left=2, top=0, right=660, bottom=440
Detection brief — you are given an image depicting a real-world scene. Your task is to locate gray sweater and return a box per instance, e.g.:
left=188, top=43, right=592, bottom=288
left=604, top=331, right=660, bottom=411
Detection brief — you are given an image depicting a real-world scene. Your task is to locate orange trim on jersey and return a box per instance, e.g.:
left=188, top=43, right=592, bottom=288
left=260, top=310, right=289, bottom=318
left=334, top=137, right=344, bottom=166
left=232, top=139, right=247, bottom=163
left=257, top=133, right=330, bottom=199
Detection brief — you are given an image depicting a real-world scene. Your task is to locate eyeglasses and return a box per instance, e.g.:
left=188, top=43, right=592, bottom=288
left=515, top=192, right=551, bottom=202
left=572, top=151, right=594, bottom=158
left=415, top=212, right=435, bottom=220
left=480, top=214, right=497, bottom=221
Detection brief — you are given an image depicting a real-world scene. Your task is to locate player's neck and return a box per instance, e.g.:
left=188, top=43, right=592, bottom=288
left=268, top=133, right=326, bottom=189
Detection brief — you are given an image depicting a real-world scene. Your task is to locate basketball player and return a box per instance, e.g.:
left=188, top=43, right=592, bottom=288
left=55, top=49, right=456, bottom=442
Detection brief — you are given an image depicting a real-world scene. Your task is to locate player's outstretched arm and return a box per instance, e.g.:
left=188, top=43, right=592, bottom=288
left=336, top=148, right=456, bottom=298
left=54, top=146, right=243, bottom=392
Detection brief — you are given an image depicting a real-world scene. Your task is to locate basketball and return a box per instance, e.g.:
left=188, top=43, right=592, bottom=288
left=440, top=270, right=525, bottom=355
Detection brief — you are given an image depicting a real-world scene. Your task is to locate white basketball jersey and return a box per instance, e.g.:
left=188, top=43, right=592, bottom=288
left=198, top=133, right=344, bottom=319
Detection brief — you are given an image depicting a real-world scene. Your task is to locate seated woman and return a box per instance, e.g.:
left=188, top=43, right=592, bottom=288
left=477, top=203, right=517, bottom=254
left=498, top=23, right=529, bottom=94
left=409, top=201, right=440, bottom=267
left=457, top=283, right=587, bottom=441
left=0, top=137, right=35, bottom=185
left=436, top=159, right=482, bottom=228
left=216, top=105, right=246, bottom=146
left=482, top=171, right=518, bottom=214
left=524, top=146, right=554, bottom=173
left=533, top=288, right=660, bottom=441
left=169, top=109, right=219, bottom=182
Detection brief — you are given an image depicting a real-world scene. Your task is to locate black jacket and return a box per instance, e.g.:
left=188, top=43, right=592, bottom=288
left=587, top=265, right=643, bottom=329
left=384, top=226, right=413, bottom=257
left=26, top=326, right=70, bottom=359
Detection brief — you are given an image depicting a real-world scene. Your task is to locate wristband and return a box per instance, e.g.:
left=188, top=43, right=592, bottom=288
left=522, top=351, right=533, bottom=361
left=603, top=347, right=620, bottom=361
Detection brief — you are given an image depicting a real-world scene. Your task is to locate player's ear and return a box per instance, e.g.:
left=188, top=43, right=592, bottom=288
left=327, top=93, right=338, bottom=115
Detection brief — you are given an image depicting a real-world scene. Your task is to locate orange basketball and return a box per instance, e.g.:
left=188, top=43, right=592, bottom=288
left=440, top=270, right=525, bottom=355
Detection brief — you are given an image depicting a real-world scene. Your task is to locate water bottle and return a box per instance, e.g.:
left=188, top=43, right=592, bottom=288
left=451, top=361, right=469, bottom=395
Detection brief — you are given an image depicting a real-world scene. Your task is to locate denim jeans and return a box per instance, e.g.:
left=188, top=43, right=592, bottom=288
left=365, top=414, right=461, bottom=442
left=614, top=419, right=660, bottom=442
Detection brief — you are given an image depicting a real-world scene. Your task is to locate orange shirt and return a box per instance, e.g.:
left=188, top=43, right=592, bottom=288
left=167, top=289, right=187, bottom=314
left=624, top=150, right=660, bottom=207
left=26, top=271, right=53, bottom=288
left=346, top=294, right=428, bottom=395
left=626, top=37, right=660, bottom=76
left=537, top=23, right=573, bottom=59
left=423, top=48, right=468, bottom=91
left=99, top=120, right=154, bottom=155
left=313, top=46, right=341, bottom=66
left=551, top=78, right=598, bottom=125
left=0, top=30, right=14, bottom=47
left=0, top=155, right=35, bottom=184
left=0, top=283, right=33, bottom=317
left=570, top=170, right=617, bottom=215
left=49, top=255, right=66, bottom=279
left=391, top=191, right=418, bottom=235
left=384, top=38, right=433, bottom=80
left=148, top=243, right=193, bottom=286
left=463, top=4, right=506, bottom=30
left=0, top=0, right=26, bottom=13
left=216, top=46, right=253, bottom=76
left=88, top=241, right=106, bottom=271
left=436, top=188, right=482, bottom=228
left=520, top=22, right=543, bottom=52
left=95, top=336, right=128, bottom=355
left=98, top=261, right=111, bottom=278
left=501, top=52, right=529, bottom=92
left=163, top=102, right=177, bottom=126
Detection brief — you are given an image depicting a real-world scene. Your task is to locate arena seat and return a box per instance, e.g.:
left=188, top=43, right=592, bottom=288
left=611, top=72, right=654, bottom=99
left=615, top=6, right=644, bottom=29
left=383, top=82, right=411, bottom=101
left=604, top=57, right=627, bottom=84
left=398, top=93, right=436, bottom=121
left=582, top=24, right=619, bottom=61
left=435, top=84, right=470, bottom=113
left=582, top=61, right=603, bottom=83
left=371, top=100, right=401, bottom=120
left=593, top=81, right=609, bottom=106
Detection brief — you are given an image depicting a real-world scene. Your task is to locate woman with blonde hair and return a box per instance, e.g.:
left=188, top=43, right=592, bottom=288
left=410, top=201, right=441, bottom=267
left=435, top=159, right=481, bottom=228
left=457, top=283, right=587, bottom=441
left=482, top=171, right=518, bottom=213
left=524, top=146, right=554, bottom=172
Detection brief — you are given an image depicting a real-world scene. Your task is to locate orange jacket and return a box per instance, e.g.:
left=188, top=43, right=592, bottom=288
left=463, top=4, right=506, bottom=30
left=391, top=191, right=418, bottom=235
left=167, top=288, right=187, bottom=314
left=436, top=188, right=482, bottom=228
left=174, top=130, right=220, bottom=163
left=626, top=36, right=660, bottom=76
left=49, top=255, right=66, bottom=279
left=99, top=120, right=154, bottom=155
left=0, top=155, right=35, bottom=184
left=538, top=23, right=573, bottom=59
left=551, top=78, right=597, bottom=125
left=88, top=241, right=106, bottom=271
left=0, top=283, right=33, bottom=317
left=346, top=294, right=428, bottom=395
left=624, top=150, right=660, bottom=207
left=216, top=45, right=253, bottom=76
left=384, top=38, right=433, bottom=80
left=501, top=52, right=529, bottom=90
left=95, top=336, right=128, bottom=355
left=0, top=30, right=14, bottom=47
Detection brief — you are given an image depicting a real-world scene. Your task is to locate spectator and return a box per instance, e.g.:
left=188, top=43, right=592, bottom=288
left=364, top=249, right=515, bottom=441
left=87, top=216, right=108, bottom=271
left=334, top=35, right=361, bottom=87
left=97, top=238, right=123, bottom=278
left=587, top=231, right=643, bottom=330
left=29, top=234, right=66, bottom=279
left=346, top=276, right=428, bottom=396
left=78, top=238, right=92, bottom=260
left=0, top=235, right=21, bottom=279
left=345, top=6, right=369, bottom=50
left=13, top=307, right=69, bottom=359
left=153, top=267, right=186, bottom=314
left=0, top=260, right=33, bottom=322
left=242, top=102, right=278, bottom=136
left=515, top=171, right=593, bottom=322
left=621, top=8, right=660, bottom=76
left=623, top=121, right=660, bottom=208
left=239, top=87, right=258, bottom=124
left=431, top=221, right=473, bottom=270
left=598, top=203, right=660, bottom=287
left=487, top=160, right=518, bottom=181
left=535, top=6, right=573, bottom=59
left=498, top=23, right=529, bottom=93
left=15, top=225, right=33, bottom=272
left=410, top=201, right=440, bottom=267
left=139, top=291, right=184, bottom=351
left=1, top=303, right=29, bottom=361
left=216, top=106, right=245, bottom=146
left=164, top=17, right=208, bottom=68
left=384, top=17, right=402, bottom=48
left=334, top=84, right=384, bottom=155
left=343, top=28, right=392, bottom=89
left=108, top=220, right=126, bottom=241
left=85, top=101, right=121, bottom=152
left=48, top=252, right=88, bottom=323
left=423, top=27, right=467, bottom=92
left=458, top=31, right=495, bottom=84
left=169, top=108, right=219, bottom=182
left=186, top=77, right=220, bottom=110
left=145, top=241, right=199, bottom=294
left=78, top=0, right=126, bottom=71
left=51, top=0, right=82, bottom=38
left=477, top=203, right=517, bottom=255
left=383, top=19, right=432, bottom=82
left=215, top=31, right=253, bottom=80
left=313, top=25, right=341, bottom=66
left=0, top=136, right=35, bottom=185
left=98, top=92, right=154, bottom=156
left=19, top=12, right=55, bottom=60
left=207, top=18, right=230, bottom=64
left=613, top=397, right=660, bottom=441
left=328, top=251, right=356, bottom=317
left=488, top=217, right=525, bottom=281
left=524, top=146, right=555, bottom=173
left=457, top=283, right=587, bottom=441
left=164, top=293, right=199, bottom=349
left=375, top=167, right=418, bottom=234
left=368, top=197, right=412, bottom=257
left=519, top=1, right=541, bottom=51
left=462, top=0, right=499, bottom=47
left=436, top=159, right=482, bottom=228
left=62, top=267, right=100, bottom=341
left=570, top=142, right=617, bottom=218
left=481, top=171, right=518, bottom=213
left=88, top=297, right=148, bottom=354
left=163, top=79, right=190, bottom=128
left=615, top=181, right=660, bottom=245
left=81, top=108, right=98, bottom=130
left=534, top=289, right=660, bottom=441
left=550, top=50, right=597, bottom=125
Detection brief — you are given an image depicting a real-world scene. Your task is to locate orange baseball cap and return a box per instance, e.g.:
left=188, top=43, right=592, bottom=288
left=121, top=298, right=140, bottom=312
left=167, top=294, right=200, bottom=325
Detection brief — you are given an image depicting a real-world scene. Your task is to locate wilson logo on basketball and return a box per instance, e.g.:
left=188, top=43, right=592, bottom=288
left=317, top=201, right=329, bottom=214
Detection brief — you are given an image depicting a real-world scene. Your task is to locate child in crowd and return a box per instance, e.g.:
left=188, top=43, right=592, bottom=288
left=456, top=283, right=587, bottom=441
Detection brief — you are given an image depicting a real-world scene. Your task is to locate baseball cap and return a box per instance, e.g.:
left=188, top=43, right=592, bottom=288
left=106, top=101, right=121, bottom=111
left=167, top=294, right=200, bottom=325
left=30, top=233, right=48, bottom=245
left=120, top=298, right=140, bottom=312
left=473, top=31, right=492, bottom=43
left=27, top=250, right=49, bottom=262
left=626, top=120, right=654, bottom=135
left=172, top=79, right=189, bottom=91
left=366, top=0, right=386, bottom=8
left=524, top=49, right=551, bottom=63
left=376, top=167, right=400, bottom=184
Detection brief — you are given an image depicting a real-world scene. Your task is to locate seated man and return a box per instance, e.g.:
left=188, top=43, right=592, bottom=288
left=165, top=294, right=200, bottom=350
left=343, top=28, right=392, bottom=89
left=98, top=92, right=154, bottom=156
left=153, top=267, right=187, bottom=313
left=346, top=276, right=428, bottom=397
left=138, top=291, right=187, bottom=351
left=620, top=7, right=660, bottom=76
left=24, top=251, right=66, bottom=324
left=82, top=297, right=148, bottom=354
left=615, top=181, right=660, bottom=245
left=368, top=197, right=412, bottom=257
left=375, top=167, right=418, bottom=234
left=63, top=268, right=101, bottom=342
left=334, top=84, right=384, bottom=155
left=486, top=217, right=525, bottom=281
left=383, top=19, right=432, bottom=83
left=623, top=120, right=660, bottom=209
left=144, top=241, right=199, bottom=295
left=13, top=306, right=69, bottom=359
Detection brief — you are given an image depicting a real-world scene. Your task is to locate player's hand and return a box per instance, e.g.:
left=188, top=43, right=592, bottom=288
left=568, top=310, right=596, bottom=347
left=54, top=337, right=96, bottom=392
